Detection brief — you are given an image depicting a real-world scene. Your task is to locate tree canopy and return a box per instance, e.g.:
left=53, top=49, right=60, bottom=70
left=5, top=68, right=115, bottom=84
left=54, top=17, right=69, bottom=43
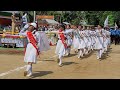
left=20, top=11, right=120, bottom=27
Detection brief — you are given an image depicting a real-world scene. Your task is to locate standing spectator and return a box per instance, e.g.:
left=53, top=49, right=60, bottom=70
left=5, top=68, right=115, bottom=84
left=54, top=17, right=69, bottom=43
left=21, top=13, right=28, bottom=28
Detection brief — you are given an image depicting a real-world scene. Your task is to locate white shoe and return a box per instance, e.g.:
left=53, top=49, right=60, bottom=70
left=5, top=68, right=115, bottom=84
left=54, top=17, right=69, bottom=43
left=26, top=72, right=32, bottom=77
left=58, top=64, right=63, bottom=67
left=97, top=57, right=99, bottom=59
left=78, top=56, right=80, bottom=58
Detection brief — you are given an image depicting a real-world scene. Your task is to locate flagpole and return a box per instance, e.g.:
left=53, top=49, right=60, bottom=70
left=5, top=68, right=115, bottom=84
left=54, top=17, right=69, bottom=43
left=33, top=11, right=36, bottom=22
left=115, top=22, right=118, bottom=30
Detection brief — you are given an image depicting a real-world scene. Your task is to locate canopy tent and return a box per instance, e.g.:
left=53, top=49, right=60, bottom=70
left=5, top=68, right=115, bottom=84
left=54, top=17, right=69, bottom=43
left=0, top=11, right=20, bottom=26
left=43, top=19, right=59, bottom=25
left=63, top=22, right=70, bottom=25
left=1, top=11, right=19, bottom=14
left=38, top=19, right=59, bottom=26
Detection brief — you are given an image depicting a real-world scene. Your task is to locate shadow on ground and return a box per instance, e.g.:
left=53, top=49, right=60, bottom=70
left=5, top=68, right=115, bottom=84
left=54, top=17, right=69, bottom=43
left=64, top=54, right=77, bottom=58
left=29, top=71, right=53, bottom=79
left=62, top=62, right=79, bottom=66
left=100, top=48, right=112, bottom=60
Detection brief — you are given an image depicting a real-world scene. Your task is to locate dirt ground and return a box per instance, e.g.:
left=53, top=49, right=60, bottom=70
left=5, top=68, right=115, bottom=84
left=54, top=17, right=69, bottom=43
left=0, top=44, right=120, bottom=79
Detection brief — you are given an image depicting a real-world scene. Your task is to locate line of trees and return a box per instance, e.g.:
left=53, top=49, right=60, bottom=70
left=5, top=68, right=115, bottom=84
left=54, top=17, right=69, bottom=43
left=20, top=11, right=120, bottom=27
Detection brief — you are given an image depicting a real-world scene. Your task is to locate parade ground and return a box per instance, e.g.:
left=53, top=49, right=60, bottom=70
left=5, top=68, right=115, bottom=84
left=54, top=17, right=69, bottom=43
left=0, top=44, right=120, bottom=79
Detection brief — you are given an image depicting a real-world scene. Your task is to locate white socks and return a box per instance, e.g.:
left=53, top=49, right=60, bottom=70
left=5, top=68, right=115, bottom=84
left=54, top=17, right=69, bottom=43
left=78, top=50, right=81, bottom=58
left=78, top=50, right=83, bottom=58
left=97, top=51, right=100, bottom=59
left=99, top=50, right=102, bottom=58
left=97, top=50, right=102, bottom=59
left=84, top=48, right=86, bottom=55
left=26, top=65, right=32, bottom=74
left=59, top=56, right=62, bottom=65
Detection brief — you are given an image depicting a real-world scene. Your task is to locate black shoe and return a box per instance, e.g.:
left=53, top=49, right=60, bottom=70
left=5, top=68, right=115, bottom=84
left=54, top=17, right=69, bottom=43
left=24, top=71, right=28, bottom=76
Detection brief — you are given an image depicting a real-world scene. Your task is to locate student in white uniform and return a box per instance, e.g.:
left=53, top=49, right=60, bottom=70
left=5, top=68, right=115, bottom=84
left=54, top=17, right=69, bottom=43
left=94, top=25, right=104, bottom=60
left=103, top=27, right=111, bottom=53
left=86, top=26, right=92, bottom=53
left=106, top=27, right=111, bottom=49
left=102, top=28, right=108, bottom=53
left=64, top=24, right=73, bottom=56
left=82, top=26, right=88, bottom=55
left=19, top=23, right=39, bottom=77
left=90, top=26, right=96, bottom=50
left=77, top=25, right=86, bottom=58
left=54, top=24, right=67, bottom=67
left=72, top=25, right=80, bottom=54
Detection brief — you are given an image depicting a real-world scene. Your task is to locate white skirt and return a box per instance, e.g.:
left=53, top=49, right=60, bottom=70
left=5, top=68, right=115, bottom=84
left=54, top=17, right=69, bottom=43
left=104, top=38, right=108, bottom=48
left=87, top=37, right=92, bottom=47
left=55, top=40, right=66, bottom=57
left=72, top=36, right=79, bottom=49
left=67, top=38, right=73, bottom=46
left=94, top=36, right=104, bottom=50
left=91, top=36, right=96, bottom=46
left=78, top=38, right=86, bottom=49
left=24, top=43, right=37, bottom=64
left=83, top=37, right=88, bottom=48
left=107, top=38, right=111, bottom=45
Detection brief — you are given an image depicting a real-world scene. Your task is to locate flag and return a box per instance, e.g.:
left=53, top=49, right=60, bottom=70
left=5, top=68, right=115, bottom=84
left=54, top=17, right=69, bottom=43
left=115, top=22, right=118, bottom=30
left=104, top=16, right=109, bottom=27
left=37, top=31, right=50, bottom=52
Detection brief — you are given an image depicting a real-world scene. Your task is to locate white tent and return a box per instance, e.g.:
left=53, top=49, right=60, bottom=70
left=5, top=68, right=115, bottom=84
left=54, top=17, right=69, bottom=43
left=63, top=22, right=70, bottom=25
left=1, top=11, right=19, bottom=14
left=42, top=19, right=59, bottom=25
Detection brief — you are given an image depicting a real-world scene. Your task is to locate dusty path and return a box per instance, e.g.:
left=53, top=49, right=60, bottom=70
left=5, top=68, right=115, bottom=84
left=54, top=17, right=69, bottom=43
left=0, top=44, right=120, bottom=79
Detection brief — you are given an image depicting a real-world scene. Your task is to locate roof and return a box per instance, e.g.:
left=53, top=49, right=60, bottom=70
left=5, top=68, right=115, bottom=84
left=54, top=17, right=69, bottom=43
left=0, top=16, right=11, bottom=19
left=42, top=19, right=59, bottom=25
left=1, top=11, right=19, bottom=13
left=63, top=22, right=70, bottom=25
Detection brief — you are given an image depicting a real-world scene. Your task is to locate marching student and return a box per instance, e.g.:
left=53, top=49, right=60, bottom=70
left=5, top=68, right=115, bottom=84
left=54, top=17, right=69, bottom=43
left=64, top=24, right=73, bottom=56
left=103, top=27, right=110, bottom=52
left=90, top=26, right=96, bottom=50
left=54, top=24, right=67, bottom=67
left=94, top=25, right=104, bottom=60
left=19, top=23, right=39, bottom=77
left=85, top=26, right=92, bottom=54
left=72, top=25, right=80, bottom=53
left=77, top=25, right=86, bottom=58
left=82, top=26, right=88, bottom=55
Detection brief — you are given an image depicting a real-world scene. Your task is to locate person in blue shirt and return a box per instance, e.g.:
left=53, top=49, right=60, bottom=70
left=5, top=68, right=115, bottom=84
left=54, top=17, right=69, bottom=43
left=110, top=28, right=115, bottom=44
left=114, top=27, right=120, bottom=45
left=117, top=29, right=120, bottom=44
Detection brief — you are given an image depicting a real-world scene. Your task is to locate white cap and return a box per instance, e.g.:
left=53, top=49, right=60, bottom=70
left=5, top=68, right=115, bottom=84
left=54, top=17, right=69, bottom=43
left=30, top=23, right=37, bottom=28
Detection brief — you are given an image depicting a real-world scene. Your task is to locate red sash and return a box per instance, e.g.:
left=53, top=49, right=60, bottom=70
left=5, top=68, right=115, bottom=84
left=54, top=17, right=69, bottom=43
left=26, top=31, right=39, bottom=55
left=59, top=30, right=67, bottom=48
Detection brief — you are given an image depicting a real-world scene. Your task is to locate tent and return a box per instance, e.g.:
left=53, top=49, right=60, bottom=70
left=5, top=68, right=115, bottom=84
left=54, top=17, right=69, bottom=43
left=42, top=19, right=59, bottom=25
left=0, top=11, right=20, bottom=26
left=44, top=19, right=59, bottom=25
left=63, top=22, right=70, bottom=25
